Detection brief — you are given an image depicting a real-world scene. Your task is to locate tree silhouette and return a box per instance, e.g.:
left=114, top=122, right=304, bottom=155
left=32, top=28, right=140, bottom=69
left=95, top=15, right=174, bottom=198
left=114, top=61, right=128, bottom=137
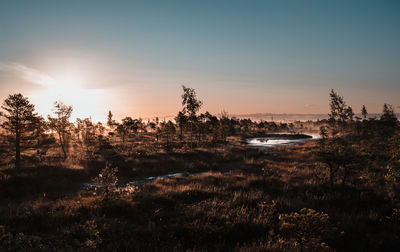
left=361, top=105, right=368, bottom=121
left=116, top=123, right=127, bottom=144
left=181, top=85, right=202, bottom=149
left=328, top=89, right=353, bottom=134
left=0, top=93, right=37, bottom=169
left=379, top=104, right=398, bottom=140
left=318, top=137, right=356, bottom=187
left=161, top=120, right=176, bottom=149
left=381, top=104, right=397, bottom=123
left=219, top=110, right=231, bottom=143
left=48, top=101, right=73, bottom=159
left=107, top=110, right=117, bottom=129
left=76, top=117, right=97, bottom=155
left=204, top=111, right=219, bottom=144
left=345, top=106, right=354, bottom=121
left=175, top=111, right=187, bottom=141
left=117, top=117, right=133, bottom=144
left=30, top=115, right=48, bottom=160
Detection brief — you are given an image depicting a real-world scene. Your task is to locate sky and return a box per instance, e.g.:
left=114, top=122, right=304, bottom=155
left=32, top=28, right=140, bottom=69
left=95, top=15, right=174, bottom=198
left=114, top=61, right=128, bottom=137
left=0, top=0, right=399, bottom=122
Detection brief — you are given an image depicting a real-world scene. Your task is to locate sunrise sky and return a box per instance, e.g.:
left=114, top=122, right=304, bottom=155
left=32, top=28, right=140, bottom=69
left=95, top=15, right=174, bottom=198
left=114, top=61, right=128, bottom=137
left=0, top=0, right=399, bottom=122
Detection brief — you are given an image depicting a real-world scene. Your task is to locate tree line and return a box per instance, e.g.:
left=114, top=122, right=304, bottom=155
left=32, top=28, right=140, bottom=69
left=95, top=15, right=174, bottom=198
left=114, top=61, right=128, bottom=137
left=1, top=86, right=313, bottom=169
left=2, top=85, right=398, bottom=188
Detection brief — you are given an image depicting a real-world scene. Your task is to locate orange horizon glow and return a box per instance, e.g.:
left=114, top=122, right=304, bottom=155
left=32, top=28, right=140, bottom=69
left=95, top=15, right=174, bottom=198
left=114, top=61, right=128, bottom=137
left=0, top=61, right=399, bottom=123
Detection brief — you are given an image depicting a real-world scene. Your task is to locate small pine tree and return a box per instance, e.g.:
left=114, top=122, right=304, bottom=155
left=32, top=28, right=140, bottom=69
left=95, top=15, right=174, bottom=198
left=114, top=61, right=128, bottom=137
left=93, top=162, right=118, bottom=198
left=107, top=110, right=116, bottom=129
left=361, top=105, right=368, bottom=120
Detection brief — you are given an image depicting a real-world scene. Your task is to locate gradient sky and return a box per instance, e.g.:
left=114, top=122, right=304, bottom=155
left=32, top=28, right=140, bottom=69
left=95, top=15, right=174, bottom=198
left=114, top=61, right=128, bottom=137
left=0, top=0, right=399, bottom=122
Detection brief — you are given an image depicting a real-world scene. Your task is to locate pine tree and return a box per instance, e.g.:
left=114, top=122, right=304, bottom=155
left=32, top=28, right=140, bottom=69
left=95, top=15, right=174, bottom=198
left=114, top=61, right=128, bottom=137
left=361, top=105, right=368, bottom=121
left=107, top=110, right=116, bottom=129
left=0, top=93, right=37, bottom=169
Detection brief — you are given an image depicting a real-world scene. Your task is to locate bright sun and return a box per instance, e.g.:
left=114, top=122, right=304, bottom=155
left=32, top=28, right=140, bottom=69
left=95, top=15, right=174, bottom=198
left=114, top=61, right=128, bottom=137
left=31, top=70, right=107, bottom=122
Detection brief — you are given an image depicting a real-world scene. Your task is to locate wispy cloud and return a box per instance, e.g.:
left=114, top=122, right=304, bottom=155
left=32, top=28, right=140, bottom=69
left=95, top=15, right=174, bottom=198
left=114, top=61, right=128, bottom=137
left=0, top=62, right=55, bottom=88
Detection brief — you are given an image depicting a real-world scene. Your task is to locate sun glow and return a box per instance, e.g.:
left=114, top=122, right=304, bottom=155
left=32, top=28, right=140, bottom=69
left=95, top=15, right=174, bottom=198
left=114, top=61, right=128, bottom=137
left=30, top=70, right=107, bottom=122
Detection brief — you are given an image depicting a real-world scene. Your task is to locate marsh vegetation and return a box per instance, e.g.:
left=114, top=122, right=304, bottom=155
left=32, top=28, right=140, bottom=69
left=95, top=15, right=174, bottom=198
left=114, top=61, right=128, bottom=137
left=0, top=88, right=399, bottom=251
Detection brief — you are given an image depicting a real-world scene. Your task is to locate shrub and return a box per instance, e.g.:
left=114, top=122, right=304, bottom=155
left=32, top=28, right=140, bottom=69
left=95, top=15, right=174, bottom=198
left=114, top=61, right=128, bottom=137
left=279, top=208, right=337, bottom=251
left=93, top=162, right=118, bottom=199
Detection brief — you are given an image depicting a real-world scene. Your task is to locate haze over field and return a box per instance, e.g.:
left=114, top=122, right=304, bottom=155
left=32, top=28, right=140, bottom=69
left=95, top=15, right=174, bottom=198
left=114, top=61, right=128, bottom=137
left=1, top=0, right=399, bottom=122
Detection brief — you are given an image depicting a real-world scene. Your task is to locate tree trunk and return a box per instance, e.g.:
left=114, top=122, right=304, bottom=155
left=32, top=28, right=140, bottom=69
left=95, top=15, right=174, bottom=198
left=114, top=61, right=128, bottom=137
left=190, top=122, right=193, bottom=150
left=179, top=126, right=183, bottom=141
left=15, top=132, right=21, bottom=169
left=59, top=134, right=67, bottom=159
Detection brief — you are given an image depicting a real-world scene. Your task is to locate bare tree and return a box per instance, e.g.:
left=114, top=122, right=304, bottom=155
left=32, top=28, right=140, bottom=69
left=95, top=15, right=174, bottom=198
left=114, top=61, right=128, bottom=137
left=181, top=85, right=202, bottom=149
left=48, top=101, right=73, bottom=159
left=0, top=93, right=37, bottom=169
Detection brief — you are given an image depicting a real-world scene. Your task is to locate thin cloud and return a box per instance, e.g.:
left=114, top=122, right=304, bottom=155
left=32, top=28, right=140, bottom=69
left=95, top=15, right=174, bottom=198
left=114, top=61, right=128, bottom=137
left=0, top=62, right=55, bottom=88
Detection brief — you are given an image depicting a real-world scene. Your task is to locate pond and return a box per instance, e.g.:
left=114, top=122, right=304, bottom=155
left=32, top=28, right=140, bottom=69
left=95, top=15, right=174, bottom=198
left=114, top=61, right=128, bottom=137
left=246, top=133, right=319, bottom=148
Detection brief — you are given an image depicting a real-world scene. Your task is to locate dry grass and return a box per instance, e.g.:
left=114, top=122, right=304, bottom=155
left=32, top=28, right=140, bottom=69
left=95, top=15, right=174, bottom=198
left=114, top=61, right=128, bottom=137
left=0, top=139, right=399, bottom=251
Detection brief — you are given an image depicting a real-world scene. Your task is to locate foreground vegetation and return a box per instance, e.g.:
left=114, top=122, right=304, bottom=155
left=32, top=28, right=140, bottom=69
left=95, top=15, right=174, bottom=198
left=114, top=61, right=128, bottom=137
left=1, top=88, right=399, bottom=251
left=1, top=141, right=399, bottom=251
